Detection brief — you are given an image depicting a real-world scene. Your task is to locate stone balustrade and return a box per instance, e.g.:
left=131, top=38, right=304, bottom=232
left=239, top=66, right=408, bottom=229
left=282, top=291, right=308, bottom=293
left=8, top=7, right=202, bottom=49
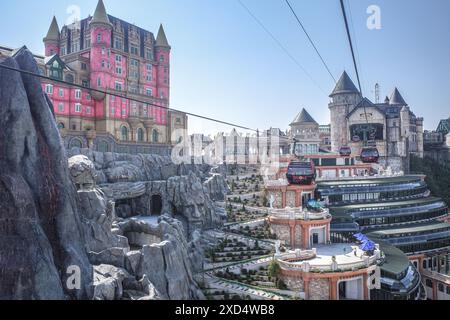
left=269, top=207, right=331, bottom=221
left=276, top=249, right=381, bottom=273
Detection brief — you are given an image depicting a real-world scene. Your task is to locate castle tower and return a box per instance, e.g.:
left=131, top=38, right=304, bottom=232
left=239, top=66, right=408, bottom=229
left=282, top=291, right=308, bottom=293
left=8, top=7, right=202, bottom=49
left=394, top=88, right=410, bottom=139
left=43, top=16, right=60, bottom=56
left=398, top=91, right=410, bottom=158
left=416, top=117, right=424, bottom=158
left=155, top=24, right=171, bottom=103
left=89, top=0, right=112, bottom=94
left=328, top=71, right=361, bottom=152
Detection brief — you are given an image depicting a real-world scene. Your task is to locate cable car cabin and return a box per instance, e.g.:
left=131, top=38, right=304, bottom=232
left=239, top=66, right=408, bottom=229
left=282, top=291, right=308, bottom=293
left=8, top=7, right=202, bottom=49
left=360, top=147, right=379, bottom=163
left=286, top=160, right=316, bottom=185
left=339, top=146, right=352, bottom=157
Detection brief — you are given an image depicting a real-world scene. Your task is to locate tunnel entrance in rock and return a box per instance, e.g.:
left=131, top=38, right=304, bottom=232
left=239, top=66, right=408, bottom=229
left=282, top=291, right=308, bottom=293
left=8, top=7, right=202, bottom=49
left=151, top=194, right=163, bottom=216
left=115, top=199, right=135, bottom=219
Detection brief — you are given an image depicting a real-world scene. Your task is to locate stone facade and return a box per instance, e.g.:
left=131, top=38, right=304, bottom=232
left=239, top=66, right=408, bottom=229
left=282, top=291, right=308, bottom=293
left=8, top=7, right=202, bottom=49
left=283, top=277, right=304, bottom=293
left=286, top=191, right=296, bottom=208
left=269, top=224, right=290, bottom=245
left=329, top=72, right=424, bottom=164
left=0, top=0, right=187, bottom=155
left=309, top=278, right=330, bottom=300
left=267, top=190, right=283, bottom=208
left=289, top=108, right=321, bottom=155
left=294, top=225, right=303, bottom=248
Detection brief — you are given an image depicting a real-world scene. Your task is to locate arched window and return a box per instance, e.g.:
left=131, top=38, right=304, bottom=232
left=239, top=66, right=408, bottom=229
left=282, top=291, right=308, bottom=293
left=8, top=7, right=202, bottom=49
left=49, top=61, right=63, bottom=80
left=57, top=122, right=65, bottom=130
left=152, top=129, right=159, bottom=143
left=137, top=128, right=144, bottom=142
left=69, top=138, right=83, bottom=149
left=121, top=126, right=129, bottom=141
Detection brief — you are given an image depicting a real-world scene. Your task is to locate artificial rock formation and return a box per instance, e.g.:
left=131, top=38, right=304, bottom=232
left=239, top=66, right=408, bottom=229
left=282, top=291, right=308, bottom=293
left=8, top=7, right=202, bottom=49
left=68, top=154, right=205, bottom=300
left=0, top=47, right=223, bottom=301
left=0, top=47, right=92, bottom=300
left=68, top=148, right=229, bottom=233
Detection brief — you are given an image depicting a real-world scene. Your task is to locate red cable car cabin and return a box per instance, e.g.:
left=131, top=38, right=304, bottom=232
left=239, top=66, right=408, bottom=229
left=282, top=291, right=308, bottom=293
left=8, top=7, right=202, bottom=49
left=360, top=147, right=379, bottom=163
left=286, top=160, right=316, bottom=185
left=339, top=146, right=352, bottom=157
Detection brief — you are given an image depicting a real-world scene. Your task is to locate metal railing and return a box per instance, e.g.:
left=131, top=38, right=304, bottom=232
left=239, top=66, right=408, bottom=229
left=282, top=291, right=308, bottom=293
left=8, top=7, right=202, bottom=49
left=269, top=207, right=331, bottom=221
left=276, top=250, right=381, bottom=273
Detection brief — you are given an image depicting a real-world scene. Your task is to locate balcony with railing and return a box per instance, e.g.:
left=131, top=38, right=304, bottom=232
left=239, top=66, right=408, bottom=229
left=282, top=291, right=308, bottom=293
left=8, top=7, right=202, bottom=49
left=269, top=207, right=331, bottom=221
left=276, top=243, right=381, bottom=273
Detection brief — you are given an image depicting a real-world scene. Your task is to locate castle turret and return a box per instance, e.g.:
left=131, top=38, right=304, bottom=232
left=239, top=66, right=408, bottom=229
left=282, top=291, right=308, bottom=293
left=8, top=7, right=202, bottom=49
left=416, top=117, right=424, bottom=158
left=43, top=16, right=60, bottom=56
left=328, top=71, right=361, bottom=152
left=155, top=24, right=171, bottom=103
left=399, top=105, right=411, bottom=157
left=389, top=87, right=407, bottom=106
left=89, top=0, right=112, bottom=95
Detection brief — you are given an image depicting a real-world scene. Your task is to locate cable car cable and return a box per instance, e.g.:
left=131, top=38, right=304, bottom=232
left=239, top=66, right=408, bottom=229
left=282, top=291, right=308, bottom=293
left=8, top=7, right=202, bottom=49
left=0, top=63, right=257, bottom=132
left=284, top=0, right=337, bottom=84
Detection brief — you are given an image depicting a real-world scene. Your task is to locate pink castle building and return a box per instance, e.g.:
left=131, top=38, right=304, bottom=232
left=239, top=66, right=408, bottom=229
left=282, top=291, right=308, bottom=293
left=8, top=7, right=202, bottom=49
left=31, top=0, right=186, bottom=154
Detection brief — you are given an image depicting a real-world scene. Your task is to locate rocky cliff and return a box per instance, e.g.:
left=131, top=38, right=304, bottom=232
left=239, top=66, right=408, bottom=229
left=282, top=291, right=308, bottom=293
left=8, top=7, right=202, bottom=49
left=68, top=148, right=229, bottom=233
left=0, top=47, right=92, bottom=300
left=0, top=47, right=227, bottom=300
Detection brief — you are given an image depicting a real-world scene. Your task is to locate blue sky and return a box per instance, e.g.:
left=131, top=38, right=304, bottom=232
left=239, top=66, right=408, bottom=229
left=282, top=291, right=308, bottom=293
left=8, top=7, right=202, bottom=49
left=1, top=0, right=449, bottom=135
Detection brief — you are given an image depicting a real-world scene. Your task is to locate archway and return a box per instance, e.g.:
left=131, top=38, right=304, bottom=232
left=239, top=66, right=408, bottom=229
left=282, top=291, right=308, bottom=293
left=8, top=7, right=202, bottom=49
left=69, top=138, right=83, bottom=149
left=121, top=126, right=129, bottom=141
left=151, top=194, right=163, bottom=216
left=152, top=129, right=159, bottom=143
left=137, top=128, right=144, bottom=142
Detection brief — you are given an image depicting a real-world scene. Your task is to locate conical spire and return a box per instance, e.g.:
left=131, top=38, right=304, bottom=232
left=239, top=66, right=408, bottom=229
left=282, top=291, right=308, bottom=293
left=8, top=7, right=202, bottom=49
left=156, top=24, right=170, bottom=47
left=90, top=0, right=111, bottom=26
left=44, top=16, right=60, bottom=42
left=330, top=71, right=360, bottom=97
left=384, top=96, right=390, bottom=104
left=291, top=108, right=318, bottom=125
left=389, top=87, right=407, bottom=106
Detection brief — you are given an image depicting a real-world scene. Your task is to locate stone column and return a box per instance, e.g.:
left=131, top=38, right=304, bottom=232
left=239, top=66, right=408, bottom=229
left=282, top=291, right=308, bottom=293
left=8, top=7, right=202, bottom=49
left=326, top=223, right=331, bottom=243
left=289, top=221, right=296, bottom=248
left=418, top=256, right=424, bottom=273
left=432, top=280, right=438, bottom=300
left=301, top=225, right=309, bottom=249
left=329, top=278, right=338, bottom=300
left=281, top=189, right=287, bottom=208
left=295, top=191, right=301, bottom=207
left=304, top=278, right=310, bottom=300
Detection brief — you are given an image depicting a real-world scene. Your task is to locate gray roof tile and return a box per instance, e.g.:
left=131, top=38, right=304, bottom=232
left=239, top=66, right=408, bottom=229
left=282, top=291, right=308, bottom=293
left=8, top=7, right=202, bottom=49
left=291, top=108, right=317, bottom=125
left=389, top=87, right=407, bottom=106
left=330, top=71, right=360, bottom=96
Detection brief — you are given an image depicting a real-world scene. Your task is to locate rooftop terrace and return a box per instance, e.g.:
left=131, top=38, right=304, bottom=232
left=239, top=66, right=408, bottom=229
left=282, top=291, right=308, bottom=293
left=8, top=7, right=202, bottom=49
left=276, top=243, right=380, bottom=273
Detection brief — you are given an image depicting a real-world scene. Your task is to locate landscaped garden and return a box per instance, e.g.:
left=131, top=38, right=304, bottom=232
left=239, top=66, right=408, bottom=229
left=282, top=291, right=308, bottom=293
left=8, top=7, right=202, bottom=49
left=205, top=238, right=272, bottom=264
